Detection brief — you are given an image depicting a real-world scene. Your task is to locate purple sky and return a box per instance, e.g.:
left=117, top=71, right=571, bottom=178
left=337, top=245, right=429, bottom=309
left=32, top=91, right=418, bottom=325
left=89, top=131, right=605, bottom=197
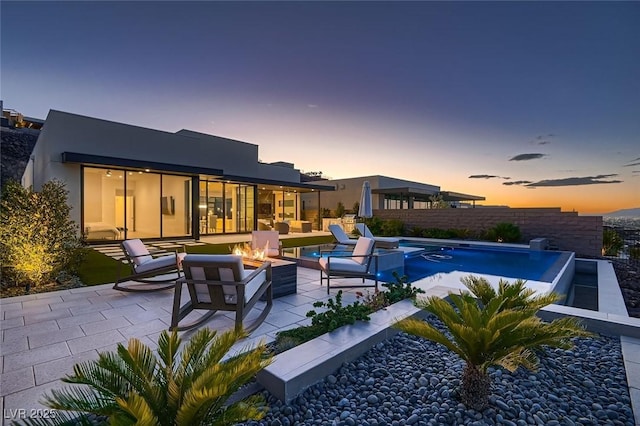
left=2, top=1, right=639, bottom=213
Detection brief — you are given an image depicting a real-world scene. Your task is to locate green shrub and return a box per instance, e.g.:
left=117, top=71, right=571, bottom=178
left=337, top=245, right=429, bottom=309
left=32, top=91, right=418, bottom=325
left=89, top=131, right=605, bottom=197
left=629, top=244, right=640, bottom=261
left=381, top=219, right=404, bottom=236
left=275, top=274, right=424, bottom=351
left=0, top=180, right=85, bottom=288
left=602, top=228, right=624, bottom=256
left=395, top=275, right=591, bottom=410
left=486, top=222, right=521, bottom=243
left=407, top=226, right=424, bottom=237
left=275, top=291, right=372, bottom=346
left=20, top=328, right=272, bottom=426
left=357, top=272, right=425, bottom=308
left=336, top=201, right=345, bottom=218
left=422, top=228, right=453, bottom=239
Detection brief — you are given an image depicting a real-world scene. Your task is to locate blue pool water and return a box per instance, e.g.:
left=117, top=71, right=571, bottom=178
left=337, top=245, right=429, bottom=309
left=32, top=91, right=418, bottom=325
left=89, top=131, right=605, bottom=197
left=283, top=242, right=565, bottom=284
left=402, top=246, right=563, bottom=283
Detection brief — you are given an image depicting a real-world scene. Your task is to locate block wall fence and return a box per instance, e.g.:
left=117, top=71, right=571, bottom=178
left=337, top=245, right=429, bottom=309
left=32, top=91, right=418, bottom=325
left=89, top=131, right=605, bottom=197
left=374, top=207, right=603, bottom=258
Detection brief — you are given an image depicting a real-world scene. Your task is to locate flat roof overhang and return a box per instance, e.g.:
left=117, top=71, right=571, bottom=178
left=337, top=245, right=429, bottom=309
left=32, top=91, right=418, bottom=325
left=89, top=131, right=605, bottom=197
left=222, top=174, right=335, bottom=193
left=372, top=187, right=439, bottom=197
left=439, top=191, right=486, bottom=202
left=61, top=152, right=224, bottom=177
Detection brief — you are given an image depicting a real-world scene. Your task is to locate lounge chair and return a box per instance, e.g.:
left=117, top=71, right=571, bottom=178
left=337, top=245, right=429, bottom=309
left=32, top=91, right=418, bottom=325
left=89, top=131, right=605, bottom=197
left=355, top=223, right=400, bottom=248
left=319, top=236, right=378, bottom=294
left=251, top=230, right=282, bottom=258
left=328, top=224, right=358, bottom=246
left=171, top=254, right=273, bottom=333
left=113, top=239, right=186, bottom=292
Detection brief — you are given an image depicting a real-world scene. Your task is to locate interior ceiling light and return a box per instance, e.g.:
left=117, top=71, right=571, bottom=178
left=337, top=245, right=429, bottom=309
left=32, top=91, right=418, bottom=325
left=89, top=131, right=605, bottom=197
left=145, top=168, right=150, bottom=172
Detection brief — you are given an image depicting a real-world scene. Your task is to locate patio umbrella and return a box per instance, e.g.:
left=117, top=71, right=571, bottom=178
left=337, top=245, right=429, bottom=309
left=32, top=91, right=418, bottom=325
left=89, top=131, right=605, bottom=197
left=359, top=180, right=373, bottom=220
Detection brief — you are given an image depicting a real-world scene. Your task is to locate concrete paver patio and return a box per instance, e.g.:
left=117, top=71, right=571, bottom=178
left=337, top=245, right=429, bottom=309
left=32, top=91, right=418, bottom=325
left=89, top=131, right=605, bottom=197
left=0, top=263, right=381, bottom=420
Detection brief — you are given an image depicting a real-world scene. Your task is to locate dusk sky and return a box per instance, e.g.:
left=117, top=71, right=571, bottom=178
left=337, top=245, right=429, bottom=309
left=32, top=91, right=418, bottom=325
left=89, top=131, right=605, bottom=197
left=2, top=1, right=638, bottom=214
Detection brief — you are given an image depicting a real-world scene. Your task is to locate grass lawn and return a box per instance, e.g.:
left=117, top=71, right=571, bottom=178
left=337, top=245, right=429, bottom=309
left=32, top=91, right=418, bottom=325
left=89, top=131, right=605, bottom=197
left=78, top=235, right=335, bottom=286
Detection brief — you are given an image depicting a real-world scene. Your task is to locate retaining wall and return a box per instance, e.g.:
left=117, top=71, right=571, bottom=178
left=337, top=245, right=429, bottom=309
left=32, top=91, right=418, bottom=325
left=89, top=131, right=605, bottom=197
left=375, top=207, right=602, bottom=257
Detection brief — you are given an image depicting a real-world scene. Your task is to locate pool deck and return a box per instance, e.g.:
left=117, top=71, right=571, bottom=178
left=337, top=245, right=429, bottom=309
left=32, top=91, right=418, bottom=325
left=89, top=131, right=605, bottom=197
left=1, top=233, right=639, bottom=424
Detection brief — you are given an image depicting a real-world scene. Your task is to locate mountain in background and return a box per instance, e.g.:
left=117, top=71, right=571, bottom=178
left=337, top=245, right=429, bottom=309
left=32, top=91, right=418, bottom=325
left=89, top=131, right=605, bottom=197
left=603, top=208, right=640, bottom=217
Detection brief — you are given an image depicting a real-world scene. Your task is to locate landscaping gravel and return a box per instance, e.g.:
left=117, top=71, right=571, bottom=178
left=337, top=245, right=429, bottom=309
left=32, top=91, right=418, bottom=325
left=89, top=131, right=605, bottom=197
left=241, top=318, right=635, bottom=426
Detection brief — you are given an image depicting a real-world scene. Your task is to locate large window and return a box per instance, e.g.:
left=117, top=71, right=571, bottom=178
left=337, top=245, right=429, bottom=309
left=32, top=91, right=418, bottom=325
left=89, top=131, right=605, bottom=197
left=83, top=167, right=124, bottom=240
left=83, top=167, right=192, bottom=241
left=162, top=175, right=192, bottom=237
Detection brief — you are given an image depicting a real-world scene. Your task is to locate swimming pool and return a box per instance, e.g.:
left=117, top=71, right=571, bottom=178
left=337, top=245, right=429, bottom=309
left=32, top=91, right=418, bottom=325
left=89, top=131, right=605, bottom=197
left=282, top=240, right=574, bottom=295
left=404, top=245, right=566, bottom=283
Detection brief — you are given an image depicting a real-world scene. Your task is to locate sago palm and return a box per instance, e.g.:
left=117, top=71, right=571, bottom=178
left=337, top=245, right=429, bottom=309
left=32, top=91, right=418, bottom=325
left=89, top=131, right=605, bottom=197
left=395, top=275, right=591, bottom=410
left=16, top=328, right=272, bottom=426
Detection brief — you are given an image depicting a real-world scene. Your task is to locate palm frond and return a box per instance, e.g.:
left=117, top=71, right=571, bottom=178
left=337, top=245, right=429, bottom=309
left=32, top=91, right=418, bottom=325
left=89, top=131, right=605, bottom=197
left=206, top=395, right=268, bottom=426
left=116, top=393, right=159, bottom=426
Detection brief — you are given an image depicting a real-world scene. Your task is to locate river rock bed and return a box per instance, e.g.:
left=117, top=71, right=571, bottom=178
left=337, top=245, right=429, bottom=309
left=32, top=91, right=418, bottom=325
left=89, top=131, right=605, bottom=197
left=242, top=319, right=635, bottom=426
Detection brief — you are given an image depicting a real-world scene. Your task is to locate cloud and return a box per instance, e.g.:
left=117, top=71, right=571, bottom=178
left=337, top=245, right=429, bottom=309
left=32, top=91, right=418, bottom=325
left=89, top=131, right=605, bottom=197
left=468, top=174, right=510, bottom=180
left=469, top=174, right=500, bottom=179
left=525, top=174, right=622, bottom=188
left=529, top=134, right=555, bottom=145
left=623, top=161, right=640, bottom=167
left=509, top=153, right=548, bottom=161
left=503, top=180, right=532, bottom=186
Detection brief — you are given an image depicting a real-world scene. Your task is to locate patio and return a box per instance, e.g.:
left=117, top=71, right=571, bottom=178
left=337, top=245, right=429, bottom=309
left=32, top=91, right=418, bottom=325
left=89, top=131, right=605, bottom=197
left=0, top=234, right=392, bottom=415
left=1, top=234, right=640, bottom=423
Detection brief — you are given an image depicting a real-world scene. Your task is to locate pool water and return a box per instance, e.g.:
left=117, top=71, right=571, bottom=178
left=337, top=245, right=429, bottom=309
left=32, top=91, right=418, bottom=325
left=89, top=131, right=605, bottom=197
left=283, top=242, right=567, bottom=284
left=403, top=246, right=564, bottom=283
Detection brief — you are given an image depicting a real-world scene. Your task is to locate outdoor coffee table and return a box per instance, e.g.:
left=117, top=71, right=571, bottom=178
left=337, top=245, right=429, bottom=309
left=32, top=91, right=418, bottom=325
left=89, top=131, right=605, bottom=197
left=243, top=258, right=297, bottom=299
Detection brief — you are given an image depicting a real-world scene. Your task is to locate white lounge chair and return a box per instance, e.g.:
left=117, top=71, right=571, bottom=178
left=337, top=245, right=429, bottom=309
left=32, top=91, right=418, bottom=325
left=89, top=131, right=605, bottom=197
left=171, top=254, right=273, bottom=333
left=319, top=236, right=378, bottom=294
left=328, top=224, right=358, bottom=246
left=355, top=223, right=400, bottom=248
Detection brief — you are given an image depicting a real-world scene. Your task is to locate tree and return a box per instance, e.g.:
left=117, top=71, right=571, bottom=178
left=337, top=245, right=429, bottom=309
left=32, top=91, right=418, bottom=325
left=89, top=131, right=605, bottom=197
left=335, top=201, right=345, bottom=218
left=602, top=228, right=624, bottom=256
left=0, top=180, right=84, bottom=288
left=428, top=194, right=449, bottom=209
left=395, top=275, right=591, bottom=410
left=18, top=328, right=272, bottom=426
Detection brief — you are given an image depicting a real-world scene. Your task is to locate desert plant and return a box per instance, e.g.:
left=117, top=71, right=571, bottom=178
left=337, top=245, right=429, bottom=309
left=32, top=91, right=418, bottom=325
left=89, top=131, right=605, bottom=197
left=629, top=244, right=640, bottom=261
left=395, top=275, right=590, bottom=410
left=381, top=219, right=404, bottom=236
left=352, top=201, right=360, bottom=215
left=275, top=291, right=372, bottom=346
left=486, top=222, right=521, bottom=243
left=0, top=180, right=85, bottom=289
left=336, top=201, right=345, bottom=218
left=357, top=272, right=424, bottom=309
left=17, top=328, right=272, bottom=426
left=429, top=194, right=449, bottom=209
left=602, top=228, right=624, bottom=256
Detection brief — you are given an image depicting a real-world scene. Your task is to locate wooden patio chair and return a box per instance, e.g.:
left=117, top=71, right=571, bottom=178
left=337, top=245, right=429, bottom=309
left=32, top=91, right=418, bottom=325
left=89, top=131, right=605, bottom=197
left=319, top=236, right=379, bottom=294
left=113, top=239, right=186, bottom=292
left=170, top=254, right=273, bottom=333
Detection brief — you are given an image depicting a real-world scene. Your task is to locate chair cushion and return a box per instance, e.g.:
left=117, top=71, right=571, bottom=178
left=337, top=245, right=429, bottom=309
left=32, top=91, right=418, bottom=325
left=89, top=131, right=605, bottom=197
left=135, top=252, right=183, bottom=274
left=351, top=237, right=375, bottom=265
left=122, top=239, right=152, bottom=266
left=182, top=255, right=267, bottom=304
left=319, top=257, right=368, bottom=273
left=240, top=268, right=267, bottom=302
